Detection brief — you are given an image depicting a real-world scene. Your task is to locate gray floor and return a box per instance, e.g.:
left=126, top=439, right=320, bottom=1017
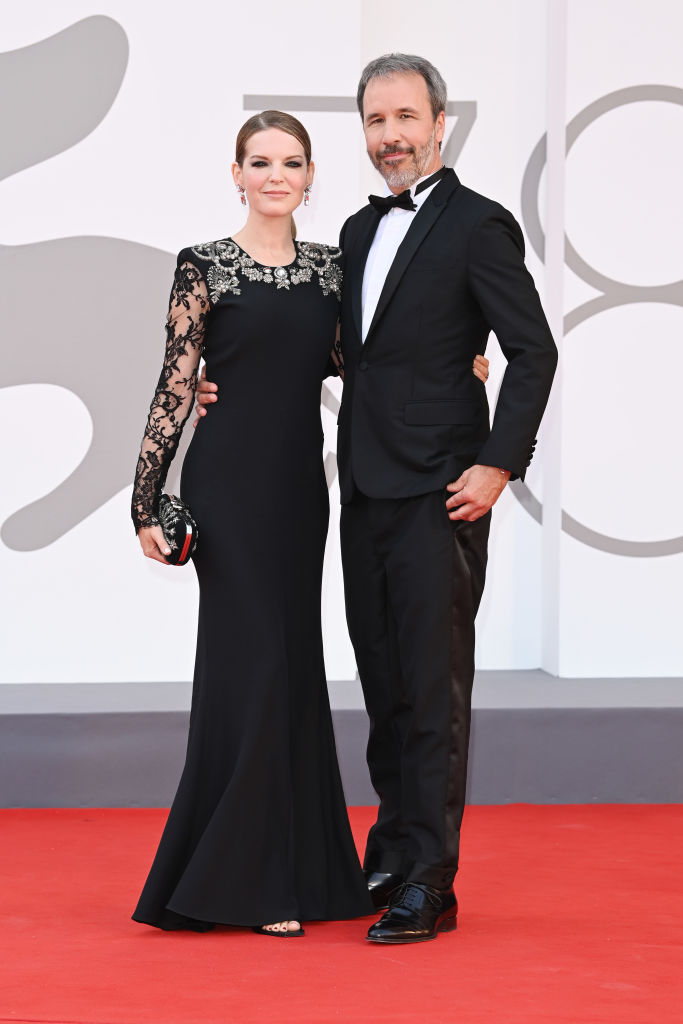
left=1, top=671, right=682, bottom=806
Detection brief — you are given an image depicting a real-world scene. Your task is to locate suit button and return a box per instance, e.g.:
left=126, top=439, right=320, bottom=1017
left=359, top=360, right=368, bottom=371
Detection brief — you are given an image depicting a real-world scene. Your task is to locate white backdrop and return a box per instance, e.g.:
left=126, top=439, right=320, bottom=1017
left=1, top=0, right=682, bottom=695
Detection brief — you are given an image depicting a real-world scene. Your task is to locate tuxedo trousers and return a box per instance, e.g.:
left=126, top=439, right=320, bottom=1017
left=340, top=488, right=490, bottom=890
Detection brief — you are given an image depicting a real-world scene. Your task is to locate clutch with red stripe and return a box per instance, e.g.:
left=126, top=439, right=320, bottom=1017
left=157, top=494, right=198, bottom=566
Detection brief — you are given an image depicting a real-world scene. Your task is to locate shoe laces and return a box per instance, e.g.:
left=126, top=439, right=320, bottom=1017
left=390, top=882, right=441, bottom=911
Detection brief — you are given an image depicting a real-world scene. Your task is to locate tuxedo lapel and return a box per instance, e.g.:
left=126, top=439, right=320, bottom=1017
left=350, top=209, right=382, bottom=342
left=366, top=170, right=460, bottom=343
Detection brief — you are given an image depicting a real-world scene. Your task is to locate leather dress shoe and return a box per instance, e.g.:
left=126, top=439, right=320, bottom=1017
left=364, top=870, right=404, bottom=911
left=366, top=882, right=457, bottom=944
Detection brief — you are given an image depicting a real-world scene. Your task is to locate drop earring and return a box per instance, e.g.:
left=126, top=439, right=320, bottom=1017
left=304, top=185, right=312, bottom=207
left=237, top=185, right=247, bottom=206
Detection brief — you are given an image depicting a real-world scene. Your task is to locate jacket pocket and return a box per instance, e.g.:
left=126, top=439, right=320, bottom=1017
left=404, top=400, right=479, bottom=425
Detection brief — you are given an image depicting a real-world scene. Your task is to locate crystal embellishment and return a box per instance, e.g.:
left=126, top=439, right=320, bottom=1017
left=189, top=239, right=343, bottom=303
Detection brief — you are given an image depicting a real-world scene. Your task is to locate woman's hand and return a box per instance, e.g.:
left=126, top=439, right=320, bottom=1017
left=194, top=365, right=217, bottom=428
left=473, top=354, right=489, bottom=383
left=138, top=525, right=171, bottom=564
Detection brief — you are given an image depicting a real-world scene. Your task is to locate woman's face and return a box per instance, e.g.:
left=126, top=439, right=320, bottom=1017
left=233, top=128, right=313, bottom=218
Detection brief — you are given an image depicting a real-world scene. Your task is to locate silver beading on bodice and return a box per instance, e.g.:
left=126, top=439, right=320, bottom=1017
left=189, top=239, right=343, bottom=303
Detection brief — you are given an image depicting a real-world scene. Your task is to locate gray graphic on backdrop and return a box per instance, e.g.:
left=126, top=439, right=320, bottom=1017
left=2, top=237, right=178, bottom=550
left=1, top=18, right=181, bottom=551
left=516, top=85, right=683, bottom=557
left=0, top=16, right=128, bottom=182
left=243, top=96, right=478, bottom=168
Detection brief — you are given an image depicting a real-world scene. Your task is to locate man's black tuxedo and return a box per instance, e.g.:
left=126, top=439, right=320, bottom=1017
left=337, top=169, right=557, bottom=503
left=337, top=169, right=557, bottom=890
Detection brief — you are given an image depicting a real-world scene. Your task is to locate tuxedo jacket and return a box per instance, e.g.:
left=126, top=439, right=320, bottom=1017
left=336, top=169, right=558, bottom=504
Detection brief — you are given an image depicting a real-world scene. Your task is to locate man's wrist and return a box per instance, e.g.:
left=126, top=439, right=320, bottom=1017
left=480, top=464, right=511, bottom=479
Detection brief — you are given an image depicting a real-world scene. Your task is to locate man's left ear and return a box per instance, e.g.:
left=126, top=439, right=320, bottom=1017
left=435, top=110, right=446, bottom=146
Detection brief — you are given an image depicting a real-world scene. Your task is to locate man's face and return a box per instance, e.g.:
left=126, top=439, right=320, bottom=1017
left=362, top=72, right=445, bottom=192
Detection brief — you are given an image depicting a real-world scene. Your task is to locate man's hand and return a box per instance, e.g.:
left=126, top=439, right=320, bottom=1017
left=446, top=464, right=511, bottom=521
left=472, top=354, right=489, bottom=383
left=193, top=365, right=218, bottom=428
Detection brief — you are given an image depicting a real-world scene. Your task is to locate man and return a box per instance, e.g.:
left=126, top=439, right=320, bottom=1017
left=197, top=54, right=557, bottom=944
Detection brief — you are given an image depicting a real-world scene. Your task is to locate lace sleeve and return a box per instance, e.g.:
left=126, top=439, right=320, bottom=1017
left=131, top=260, right=209, bottom=532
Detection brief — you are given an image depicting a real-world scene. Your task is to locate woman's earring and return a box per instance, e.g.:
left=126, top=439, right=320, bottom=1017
left=237, top=185, right=247, bottom=206
left=304, top=185, right=312, bottom=207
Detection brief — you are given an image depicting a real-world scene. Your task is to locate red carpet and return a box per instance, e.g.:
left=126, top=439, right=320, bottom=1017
left=1, top=805, right=681, bottom=1024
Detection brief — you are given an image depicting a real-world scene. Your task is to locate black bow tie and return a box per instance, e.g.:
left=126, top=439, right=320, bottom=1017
left=368, top=166, right=449, bottom=215
left=368, top=190, right=416, bottom=214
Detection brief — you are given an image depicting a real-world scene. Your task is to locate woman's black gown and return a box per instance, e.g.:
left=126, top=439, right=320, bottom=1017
left=131, top=238, right=371, bottom=929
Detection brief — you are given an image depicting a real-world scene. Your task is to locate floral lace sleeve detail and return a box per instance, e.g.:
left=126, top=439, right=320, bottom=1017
left=131, top=260, right=209, bottom=532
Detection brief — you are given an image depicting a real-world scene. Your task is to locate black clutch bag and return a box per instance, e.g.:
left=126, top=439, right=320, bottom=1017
left=157, top=494, right=198, bottom=566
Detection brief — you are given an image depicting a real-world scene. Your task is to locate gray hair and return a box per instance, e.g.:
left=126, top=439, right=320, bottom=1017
left=356, top=53, right=447, bottom=121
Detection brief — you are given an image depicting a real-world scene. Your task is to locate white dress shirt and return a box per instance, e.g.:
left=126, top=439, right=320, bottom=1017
left=361, top=170, right=443, bottom=342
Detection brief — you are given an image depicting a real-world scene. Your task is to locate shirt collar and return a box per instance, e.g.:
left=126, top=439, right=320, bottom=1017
left=381, top=168, right=444, bottom=212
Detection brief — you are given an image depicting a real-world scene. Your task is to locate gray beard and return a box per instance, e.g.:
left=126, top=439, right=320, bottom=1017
left=373, top=125, right=437, bottom=189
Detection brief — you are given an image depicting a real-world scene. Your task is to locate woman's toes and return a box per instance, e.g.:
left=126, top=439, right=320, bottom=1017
left=258, top=919, right=302, bottom=933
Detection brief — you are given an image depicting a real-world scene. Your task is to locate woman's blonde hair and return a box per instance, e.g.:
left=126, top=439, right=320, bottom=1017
left=236, top=111, right=312, bottom=239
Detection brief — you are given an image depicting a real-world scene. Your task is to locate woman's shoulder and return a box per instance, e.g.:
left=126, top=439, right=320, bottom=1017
left=296, top=241, right=343, bottom=299
left=296, top=240, right=343, bottom=263
left=176, top=238, right=234, bottom=266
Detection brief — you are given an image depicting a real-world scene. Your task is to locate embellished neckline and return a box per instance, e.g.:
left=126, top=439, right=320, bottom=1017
left=188, top=237, right=342, bottom=302
left=228, top=237, right=298, bottom=271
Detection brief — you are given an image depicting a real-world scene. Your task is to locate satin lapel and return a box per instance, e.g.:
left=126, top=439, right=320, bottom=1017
left=350, top=209, right=382, bottom=342
left=365, top=170, right=460, bottom=343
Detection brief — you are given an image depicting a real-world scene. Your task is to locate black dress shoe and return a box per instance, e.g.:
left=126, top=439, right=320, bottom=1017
left=364, top=870, right=404, bottom=911
left=366, top=882, right=457, bottom=944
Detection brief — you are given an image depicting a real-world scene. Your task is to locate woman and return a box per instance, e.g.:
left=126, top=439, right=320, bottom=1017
left=132, top=110, right=489, bottom=936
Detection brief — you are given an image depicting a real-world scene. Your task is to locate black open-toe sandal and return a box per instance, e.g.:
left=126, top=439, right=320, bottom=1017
left=252, top=924, right=305, bottom=937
